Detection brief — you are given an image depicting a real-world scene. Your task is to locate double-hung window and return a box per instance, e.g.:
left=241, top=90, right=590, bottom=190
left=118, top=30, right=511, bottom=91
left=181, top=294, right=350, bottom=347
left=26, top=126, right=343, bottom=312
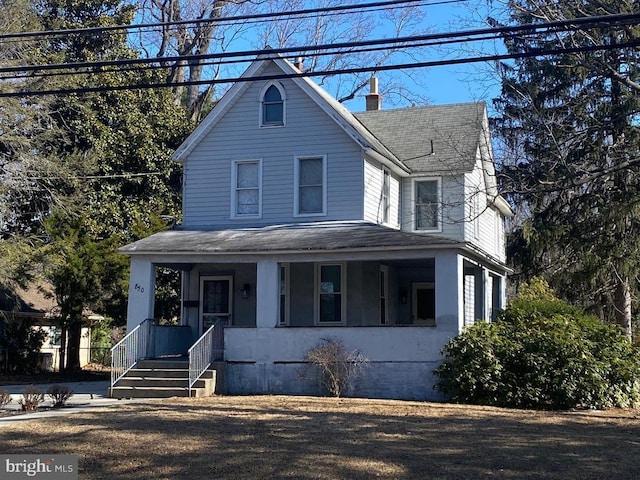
left=232, top=160, right=261, bottom=218
left=295, top=156, right=326, bottom=216
left=414, top=178, right=441, bottom=231
left=316, top=263, right=345, bottom=324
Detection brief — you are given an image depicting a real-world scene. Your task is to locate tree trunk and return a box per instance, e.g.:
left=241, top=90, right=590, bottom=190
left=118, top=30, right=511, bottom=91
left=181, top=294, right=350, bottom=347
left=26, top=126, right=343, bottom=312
left=64, top=321, right=83, bottom=372
left=614, top=276, right=633, bottom=341
left=59, top=326, right=67, bottom=372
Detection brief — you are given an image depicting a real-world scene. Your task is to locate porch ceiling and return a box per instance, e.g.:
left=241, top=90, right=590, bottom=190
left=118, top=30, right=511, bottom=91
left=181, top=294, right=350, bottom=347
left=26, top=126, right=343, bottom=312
left=119, top=221, right=462, bottom=256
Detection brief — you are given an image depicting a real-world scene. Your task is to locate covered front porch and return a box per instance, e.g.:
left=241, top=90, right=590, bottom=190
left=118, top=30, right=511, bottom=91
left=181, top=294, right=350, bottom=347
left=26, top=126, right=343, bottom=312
left=115, top=222, right=508, bottom=399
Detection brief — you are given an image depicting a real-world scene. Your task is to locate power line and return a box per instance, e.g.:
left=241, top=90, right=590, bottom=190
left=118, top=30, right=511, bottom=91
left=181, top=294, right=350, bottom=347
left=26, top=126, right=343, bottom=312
left=0, top=0, right=446, bottom=42
left=3, top=37, right=639, bottom=98
left=3, top=12, right=638, bottom=78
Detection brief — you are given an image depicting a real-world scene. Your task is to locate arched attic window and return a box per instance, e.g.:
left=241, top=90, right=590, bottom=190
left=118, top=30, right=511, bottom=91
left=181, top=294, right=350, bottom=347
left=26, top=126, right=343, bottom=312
left=260, top=82, right=285, bottom=127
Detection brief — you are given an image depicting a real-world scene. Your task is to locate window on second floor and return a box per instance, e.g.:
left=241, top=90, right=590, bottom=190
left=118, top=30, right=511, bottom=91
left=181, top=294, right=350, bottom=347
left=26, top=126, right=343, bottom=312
left=261, top=83, right=285, bottom=127
left=382, top=168, right=390, bottom=224
left=232, top=159, right=261, bottom=218
left=295, top=156, right=326, bottom=216
left=414, top=178, right=441, bottom=231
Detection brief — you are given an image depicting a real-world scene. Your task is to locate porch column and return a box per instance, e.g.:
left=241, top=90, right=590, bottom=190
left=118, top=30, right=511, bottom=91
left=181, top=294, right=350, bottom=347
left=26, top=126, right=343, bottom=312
left=482, top=268, right=491, bottom=322
left=435, top=252, right=464, bottom=334
left=126, top=257, right=156, bottom=331
left=256, top=259, right=279, bottom=329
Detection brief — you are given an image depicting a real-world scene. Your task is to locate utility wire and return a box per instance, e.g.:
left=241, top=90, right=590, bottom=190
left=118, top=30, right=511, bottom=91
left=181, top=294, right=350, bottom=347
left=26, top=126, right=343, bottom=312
left=2, top=12, right=638, bottom=77
left=0, top=0, right=446, bottom=42
left=3, top=37, right=639, bottom=98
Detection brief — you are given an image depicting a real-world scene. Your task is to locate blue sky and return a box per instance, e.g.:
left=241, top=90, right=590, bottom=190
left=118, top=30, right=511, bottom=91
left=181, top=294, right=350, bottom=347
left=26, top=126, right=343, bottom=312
left=420, top=1, right=503, bottom=105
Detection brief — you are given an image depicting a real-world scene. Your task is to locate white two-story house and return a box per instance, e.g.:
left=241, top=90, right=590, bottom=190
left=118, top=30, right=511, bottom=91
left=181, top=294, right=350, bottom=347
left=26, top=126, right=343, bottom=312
left=112, top=53, right=513, bottom=400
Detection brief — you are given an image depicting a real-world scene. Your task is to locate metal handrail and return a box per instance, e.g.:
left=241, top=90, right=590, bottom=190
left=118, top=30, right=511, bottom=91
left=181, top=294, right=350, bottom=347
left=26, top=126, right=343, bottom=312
left=110, top=318, right=154, bottom=387
left=188, top=324, right=216, bottom=396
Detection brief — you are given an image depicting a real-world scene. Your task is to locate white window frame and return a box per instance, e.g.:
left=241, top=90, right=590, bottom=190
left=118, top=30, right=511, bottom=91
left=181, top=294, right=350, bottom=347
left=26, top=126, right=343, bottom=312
left=412, top=177, right=442, bottom=232
left=259, top=81, right=286, bottom=128
left=382, top=168, right=391, bottom=225
left=231, top=159, right=262, bottom=219
left=278, top=263, right=290, bottom=326
left=294, top=155, right=327, bottom=217
left=314, top=262, right=346, bottom=325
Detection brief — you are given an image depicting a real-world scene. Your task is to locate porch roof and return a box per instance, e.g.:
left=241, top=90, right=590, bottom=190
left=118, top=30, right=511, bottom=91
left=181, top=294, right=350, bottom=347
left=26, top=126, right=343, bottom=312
left=119, top=221, right=462, bottom=255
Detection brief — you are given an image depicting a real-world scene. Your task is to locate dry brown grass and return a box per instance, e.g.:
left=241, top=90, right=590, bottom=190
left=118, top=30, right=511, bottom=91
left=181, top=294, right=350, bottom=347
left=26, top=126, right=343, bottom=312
left=1, top=395, right=639, bottom=479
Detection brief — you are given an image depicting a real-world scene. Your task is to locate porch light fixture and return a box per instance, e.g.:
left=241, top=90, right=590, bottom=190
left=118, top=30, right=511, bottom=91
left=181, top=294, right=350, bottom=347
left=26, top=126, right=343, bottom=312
left=240, top=284, right=251, bottom=299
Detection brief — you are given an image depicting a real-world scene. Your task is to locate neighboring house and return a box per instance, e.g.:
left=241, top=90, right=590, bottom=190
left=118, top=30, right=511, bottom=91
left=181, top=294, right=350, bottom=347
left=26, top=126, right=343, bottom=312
left=116, top=53, right=513, bottom=400
left=0, top=285, right=93, bottom=371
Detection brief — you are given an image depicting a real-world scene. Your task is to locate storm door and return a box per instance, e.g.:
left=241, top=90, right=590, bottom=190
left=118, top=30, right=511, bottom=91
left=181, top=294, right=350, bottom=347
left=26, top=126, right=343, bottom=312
left=199, top=276, right=233, bottom=334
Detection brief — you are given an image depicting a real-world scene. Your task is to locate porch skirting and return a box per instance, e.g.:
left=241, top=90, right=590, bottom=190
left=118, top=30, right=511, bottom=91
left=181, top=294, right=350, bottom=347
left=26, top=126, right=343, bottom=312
left=225, top=360, right=445, bottom=401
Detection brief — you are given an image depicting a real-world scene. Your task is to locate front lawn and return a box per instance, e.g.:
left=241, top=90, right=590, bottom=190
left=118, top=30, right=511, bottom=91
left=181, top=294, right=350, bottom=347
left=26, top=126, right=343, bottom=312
left=1, top=395, right=638, bottom=479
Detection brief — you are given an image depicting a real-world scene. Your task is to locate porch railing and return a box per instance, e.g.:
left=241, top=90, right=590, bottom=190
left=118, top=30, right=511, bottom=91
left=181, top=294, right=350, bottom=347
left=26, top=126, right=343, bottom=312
left=110, top=318, right=154, bottom=387
left=188, top=323, right=217, bottom=396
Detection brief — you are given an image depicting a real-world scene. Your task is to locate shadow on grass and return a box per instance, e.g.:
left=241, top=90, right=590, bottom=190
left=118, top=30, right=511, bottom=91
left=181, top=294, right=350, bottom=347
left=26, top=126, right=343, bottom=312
left=1, top=397, right=639, bottom=480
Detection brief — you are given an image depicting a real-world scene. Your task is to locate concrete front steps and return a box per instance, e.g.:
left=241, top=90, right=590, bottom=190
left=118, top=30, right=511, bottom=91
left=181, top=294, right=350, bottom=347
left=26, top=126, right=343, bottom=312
left=110, top=359, right=226, bottom=399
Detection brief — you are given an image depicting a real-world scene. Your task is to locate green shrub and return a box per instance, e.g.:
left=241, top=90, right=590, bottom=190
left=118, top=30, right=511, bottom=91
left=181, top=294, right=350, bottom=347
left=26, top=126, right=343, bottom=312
left=435, top=279, right=640, bottom=410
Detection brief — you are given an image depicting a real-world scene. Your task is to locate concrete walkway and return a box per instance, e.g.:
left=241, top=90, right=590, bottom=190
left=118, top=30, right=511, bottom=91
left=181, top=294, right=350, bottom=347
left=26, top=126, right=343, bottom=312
left=0, top=381, right=134, bottom=425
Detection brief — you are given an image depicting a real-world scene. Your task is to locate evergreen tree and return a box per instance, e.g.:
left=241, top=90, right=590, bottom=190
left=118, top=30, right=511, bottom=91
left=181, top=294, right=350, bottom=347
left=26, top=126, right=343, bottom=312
left=493, top=0, right=640, bottom=338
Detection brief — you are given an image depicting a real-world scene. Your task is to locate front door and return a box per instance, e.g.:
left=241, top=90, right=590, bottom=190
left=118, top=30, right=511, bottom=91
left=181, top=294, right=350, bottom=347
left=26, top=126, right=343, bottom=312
left=200, top=276, right=233, bottom=334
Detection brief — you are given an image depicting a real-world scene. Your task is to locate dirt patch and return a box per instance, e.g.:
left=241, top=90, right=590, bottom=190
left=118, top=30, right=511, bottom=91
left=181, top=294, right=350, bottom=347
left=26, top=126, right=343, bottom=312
left=1, top=395, right=639, bottom=479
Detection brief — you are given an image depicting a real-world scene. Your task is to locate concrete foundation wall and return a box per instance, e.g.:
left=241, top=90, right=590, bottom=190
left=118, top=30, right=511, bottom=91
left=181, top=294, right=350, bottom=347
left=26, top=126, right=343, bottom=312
left=226, top=360, right=444, bottom=401
left=224, top=326, right=450, bottom=400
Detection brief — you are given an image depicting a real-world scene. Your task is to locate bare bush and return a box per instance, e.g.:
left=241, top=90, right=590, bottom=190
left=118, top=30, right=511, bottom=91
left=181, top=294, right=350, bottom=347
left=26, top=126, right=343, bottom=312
left=304, top=337, right=368, bottom=397
left=19, top=385, right=44, bottom=411
left=47, top=385, right=74, bottom=408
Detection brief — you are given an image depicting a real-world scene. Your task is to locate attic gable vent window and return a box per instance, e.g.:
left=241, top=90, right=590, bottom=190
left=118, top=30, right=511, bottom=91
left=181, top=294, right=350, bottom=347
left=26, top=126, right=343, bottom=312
left=261, top=83, right=285, bottom=127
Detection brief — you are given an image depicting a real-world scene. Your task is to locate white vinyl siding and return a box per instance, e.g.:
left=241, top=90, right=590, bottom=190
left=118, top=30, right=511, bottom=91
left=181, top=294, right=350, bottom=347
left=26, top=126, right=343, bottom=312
left=182, top=62, right=364, bottom=227
left=464, top=164, right=507, bottom=262
left=364, top=159, right=400, bottom=227
left=231, top=159, right=262, bottom=218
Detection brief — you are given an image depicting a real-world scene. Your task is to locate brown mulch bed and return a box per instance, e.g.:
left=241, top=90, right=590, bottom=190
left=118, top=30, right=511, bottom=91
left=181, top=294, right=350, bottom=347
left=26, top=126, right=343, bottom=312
left=1, top=395, right=639, bottom=479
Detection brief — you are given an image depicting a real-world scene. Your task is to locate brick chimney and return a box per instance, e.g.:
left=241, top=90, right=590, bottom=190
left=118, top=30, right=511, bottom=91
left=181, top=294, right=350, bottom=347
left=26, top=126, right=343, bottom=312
left=365, top=77, right=382, bottom=111
left=293, top=57, right=304, bottom=71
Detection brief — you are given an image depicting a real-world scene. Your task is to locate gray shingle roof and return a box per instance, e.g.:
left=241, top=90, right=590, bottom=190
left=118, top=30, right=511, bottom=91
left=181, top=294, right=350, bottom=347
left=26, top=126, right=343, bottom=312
left=120, top=221, right=462, bottom=255
left=354, top=102, right=486, bottom=174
